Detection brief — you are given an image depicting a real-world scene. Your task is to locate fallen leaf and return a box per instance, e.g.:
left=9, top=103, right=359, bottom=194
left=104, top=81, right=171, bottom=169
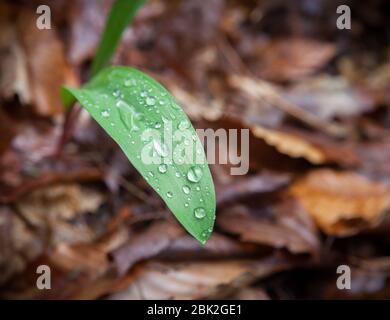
left=216, top=172, right=291, bottom=206
left=0, top=3, right=78, bottom=117
left=251, top=125, right=359, bottom=166
left=217, top=198, right=320, bottom=254
left=289, top=169, right=390, bottom=236
left=106, top=256, right=291, bottom=300
left=111, top=220, right=184, bottom=275
left=284, top=76, right=375, bottom=120
left=16, top=183, right=104, bottom=244
left=255, top=38, right=336, bottom=82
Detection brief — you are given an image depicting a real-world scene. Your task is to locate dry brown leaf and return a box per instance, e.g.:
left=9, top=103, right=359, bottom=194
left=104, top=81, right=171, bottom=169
left=229, top=75, right=347, bottom=138
left=251, top=126, right=359, bottom=166
left=159, top=232, right=260, bottom=260
left=16, top=183, right=104, bottom=244
left=256, top=38, right=336, bottom=82
left=106, top=257, right=290, bottom=300
left=216, top=172, right=291, bottom=205
left=1, top=241, right=110, bottom=299
left=217, top=199, right=320, bottom=254
left=284, top=76, right=375, bottom=121
left=289, top=170, right=390, bottom=236
left=0, top=4, right=78, bottom=117
left=111, top=220, right=184, bottom=275
left=67, top=0, right=110, bottom=65
left=0, top=206, right=43, bottom=285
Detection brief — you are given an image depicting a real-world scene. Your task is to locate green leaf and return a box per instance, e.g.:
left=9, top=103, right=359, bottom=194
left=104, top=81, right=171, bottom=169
left=90, top=0, right=145, bottom=77
left=61, top=66, right=216, bottom=244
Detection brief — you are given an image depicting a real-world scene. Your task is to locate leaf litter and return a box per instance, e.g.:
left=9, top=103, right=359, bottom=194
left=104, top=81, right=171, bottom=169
left=0, top=0, right=389, bottom=299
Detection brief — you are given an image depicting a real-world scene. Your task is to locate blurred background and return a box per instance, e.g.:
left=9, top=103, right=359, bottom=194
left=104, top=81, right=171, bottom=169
left=0, top=0, right=389, bottom=299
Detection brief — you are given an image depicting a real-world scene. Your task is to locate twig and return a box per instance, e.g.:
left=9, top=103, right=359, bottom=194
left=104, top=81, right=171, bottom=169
left=229, top=75, right=348, bottom=138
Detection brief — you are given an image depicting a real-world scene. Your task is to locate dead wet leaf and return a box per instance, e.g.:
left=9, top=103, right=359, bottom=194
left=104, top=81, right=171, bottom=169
left=289, top=170, right=390, bottom=236
left=0, top=108, right=17, bottom=155
left=67, top=0, right=110, bottom=65
left=106, top=256, right=291, bottom=300
left=284, top=76, right=375, bottom=121
left=252, top=126, right=325, bottom=164
left=17, top=183, right=103, bottom=223
left=217, top=198, right=320, bottom=254
left=15, top=183, right=104, bottom=244
left=229, top=75, right=347, bottom=138
left=251, top=126, right=359, bottom=166
left=216, top=172, right=291, bottom=206
left=255, top=38, right=336, bottom=82
left=111, top=220, right=185, bottom=275
left=0, top=4, right=78, bottom=117
left=1, top=241, right=110, bottom=300
left=227, top=287, right=269, bottom=300
left=158, top=232, right=261, bottom=261
left=356, top=139, right=390, bottom=186
left=0, top=206, right=43, bottom=285
left=0, top=0, right=389, bottom=300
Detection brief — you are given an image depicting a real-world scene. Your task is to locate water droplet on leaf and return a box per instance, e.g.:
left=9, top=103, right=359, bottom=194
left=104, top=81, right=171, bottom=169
left=158, top=164, right=167, bottom=173
left=146, top=97, right=156, bottom=106
left=182, top=185, right=190, bottom=194
left=113, top=89, right=121, bottom=97
left=101, top=110, right=110, bottom=117
left=194, top=207, right=206, bottom=219
left=178, top=120, right=190, bottom=130
left=187, top=166, right=203, bottom=183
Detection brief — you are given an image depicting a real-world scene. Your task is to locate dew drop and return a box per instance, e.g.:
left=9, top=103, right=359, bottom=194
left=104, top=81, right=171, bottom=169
left=194, top=207, right=206, bottom=219
left=175, top=172, right=181, bottom=178
left=158, top=164, right=167, bottom=173
left=140, top=91, right=147, bottom=97
left=101, top=110, right=110, bottom=117
left=148, top=171, right=154, bottom=177
left=184, top=203, right=189, bottom=207
left=195, top=186, right=201, bottom=191
left=162, top=116, right=170, bottom=124
left=182, top=185, right=190, bottom=194
left=154, top=122, right=161, bottom=129
left=171, top=102, right=180, bottom=110
left=124, top=79, right=136, bottom=87
left=116, top=100, right=141, bottom=132
left=146, top=96, right=156, bottom=106
left=113, top=89, right=121, bottom=97
left=167, top=191, right=173, bottom=198
left=178, top=120, right=190, bottom=130
left=187, top=166, right=203, bottom=183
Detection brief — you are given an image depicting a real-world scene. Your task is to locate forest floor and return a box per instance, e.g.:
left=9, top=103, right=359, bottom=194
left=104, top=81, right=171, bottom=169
left=0, top=0, right=389, bottom=299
